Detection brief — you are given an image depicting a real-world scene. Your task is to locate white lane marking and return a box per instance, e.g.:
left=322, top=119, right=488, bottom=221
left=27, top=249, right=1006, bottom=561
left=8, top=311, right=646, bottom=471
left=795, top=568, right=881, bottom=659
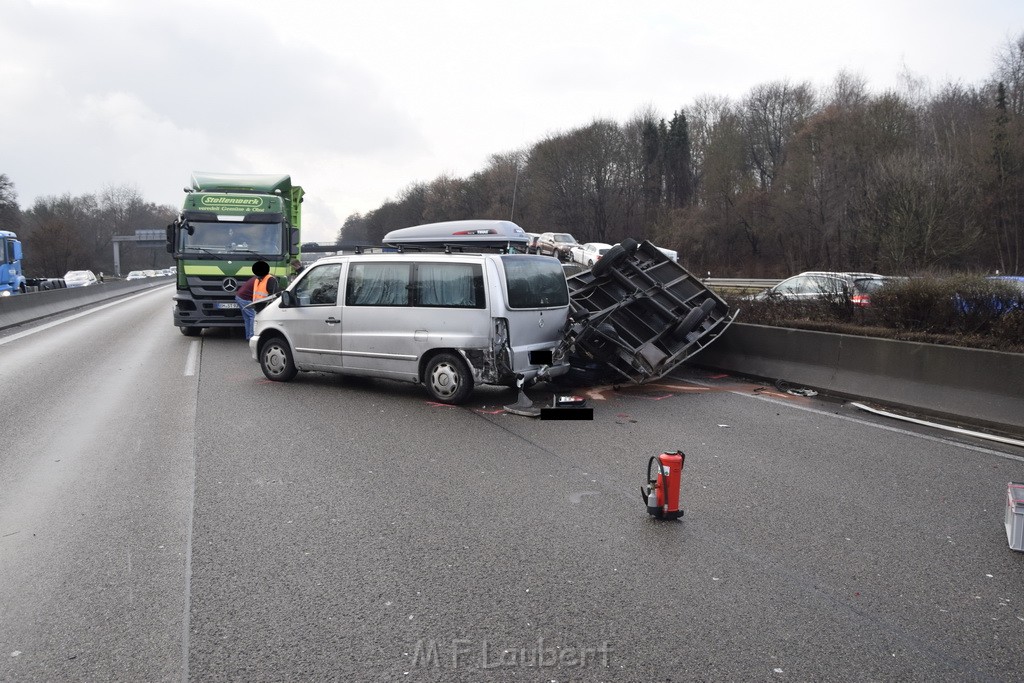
left=732, top=390, right=1024, bottom=463
left=851, top=402, right=1024, bottom=449
left=0, top=286, right=172, bottom=347
left=183, top=340, right=200, bottom=377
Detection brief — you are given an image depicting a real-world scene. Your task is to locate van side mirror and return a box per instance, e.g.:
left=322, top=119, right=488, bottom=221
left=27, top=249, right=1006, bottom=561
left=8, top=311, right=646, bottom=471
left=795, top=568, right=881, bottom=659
left=280, top=290, right=295, bottom=308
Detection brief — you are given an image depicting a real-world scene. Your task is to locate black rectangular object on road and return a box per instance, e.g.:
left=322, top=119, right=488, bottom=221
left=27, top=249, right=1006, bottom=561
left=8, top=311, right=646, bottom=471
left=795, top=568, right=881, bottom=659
left=540, top=407, right=594, bottom=420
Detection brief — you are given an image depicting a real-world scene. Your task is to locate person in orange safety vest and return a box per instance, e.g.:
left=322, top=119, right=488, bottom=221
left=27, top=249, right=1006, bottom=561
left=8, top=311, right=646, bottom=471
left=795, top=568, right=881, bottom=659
left=235, top=260, right=279, bottom=341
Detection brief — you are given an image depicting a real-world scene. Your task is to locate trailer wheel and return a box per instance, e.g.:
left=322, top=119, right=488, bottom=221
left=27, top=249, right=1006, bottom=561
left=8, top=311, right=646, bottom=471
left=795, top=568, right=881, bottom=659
left=619, top=238, right=639, bottom=255
left=260, top=337, right=298, bottom=382
left=179, top=326, right=201, bottom=337
left=671, top=299, right=716, bottom=341
left=424, top=353, right=473, bottom=404
left=591, top=246, right=626, bottom=278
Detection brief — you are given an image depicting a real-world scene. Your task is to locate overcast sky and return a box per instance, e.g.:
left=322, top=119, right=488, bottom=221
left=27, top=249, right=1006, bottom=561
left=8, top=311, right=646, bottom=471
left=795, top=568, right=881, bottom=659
left=1, top=0, right=1022, bottom=243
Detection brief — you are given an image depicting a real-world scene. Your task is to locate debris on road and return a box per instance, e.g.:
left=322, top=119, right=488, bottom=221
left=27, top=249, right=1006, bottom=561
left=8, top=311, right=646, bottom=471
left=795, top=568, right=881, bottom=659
left=1005, top=482, right=1024, bottom=552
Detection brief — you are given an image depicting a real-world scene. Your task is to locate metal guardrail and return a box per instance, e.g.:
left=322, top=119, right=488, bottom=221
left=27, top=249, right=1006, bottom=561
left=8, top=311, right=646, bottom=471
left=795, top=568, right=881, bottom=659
left=702, top=278, right=780, bottom=290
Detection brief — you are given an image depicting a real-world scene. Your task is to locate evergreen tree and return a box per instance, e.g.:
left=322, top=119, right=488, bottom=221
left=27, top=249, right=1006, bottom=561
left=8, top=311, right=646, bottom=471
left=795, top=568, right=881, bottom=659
left=664, top=111, right=693, bottom=209
left=641, top=118, right=663, bottom=212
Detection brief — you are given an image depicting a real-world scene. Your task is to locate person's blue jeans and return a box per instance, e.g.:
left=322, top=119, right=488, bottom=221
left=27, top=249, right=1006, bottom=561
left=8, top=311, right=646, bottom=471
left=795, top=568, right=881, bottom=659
left=236, top=295, right=255, bottom=340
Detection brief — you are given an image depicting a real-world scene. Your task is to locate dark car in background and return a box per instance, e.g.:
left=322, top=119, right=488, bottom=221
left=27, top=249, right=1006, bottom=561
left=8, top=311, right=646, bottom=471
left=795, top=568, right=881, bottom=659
left=536, top=232, right=578, bottom=261
left=753, top=271, right=890, bottom=307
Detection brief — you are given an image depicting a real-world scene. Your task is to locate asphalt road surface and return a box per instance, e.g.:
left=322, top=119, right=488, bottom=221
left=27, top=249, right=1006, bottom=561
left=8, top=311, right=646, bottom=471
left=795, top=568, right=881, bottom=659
left=2, top=286, right=1023, bottom=682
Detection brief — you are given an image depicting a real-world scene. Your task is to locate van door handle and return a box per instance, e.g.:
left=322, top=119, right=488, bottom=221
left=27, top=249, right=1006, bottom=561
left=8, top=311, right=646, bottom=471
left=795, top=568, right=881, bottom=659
left=325, top=317, right=340, bottom=324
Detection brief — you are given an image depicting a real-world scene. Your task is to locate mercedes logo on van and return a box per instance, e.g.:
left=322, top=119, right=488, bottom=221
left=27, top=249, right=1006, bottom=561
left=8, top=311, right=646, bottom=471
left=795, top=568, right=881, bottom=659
left=222, top=277, right=238, bottom=292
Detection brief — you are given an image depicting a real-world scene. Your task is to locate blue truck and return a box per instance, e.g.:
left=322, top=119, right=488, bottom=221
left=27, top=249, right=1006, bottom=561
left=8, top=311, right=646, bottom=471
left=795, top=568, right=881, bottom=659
left=0, top=230, right=65, bottom=295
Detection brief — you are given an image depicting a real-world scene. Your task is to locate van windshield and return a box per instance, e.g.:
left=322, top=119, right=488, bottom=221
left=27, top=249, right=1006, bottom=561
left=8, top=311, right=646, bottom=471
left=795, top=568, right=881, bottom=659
left=500, top=256, right=569, bottom=309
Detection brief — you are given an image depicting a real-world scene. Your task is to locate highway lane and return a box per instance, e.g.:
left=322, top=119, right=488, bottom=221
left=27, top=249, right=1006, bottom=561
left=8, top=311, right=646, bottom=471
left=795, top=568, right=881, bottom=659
left=0, top=285, right=195, bottom=681
left=2, top=291, right=1023, bottom=681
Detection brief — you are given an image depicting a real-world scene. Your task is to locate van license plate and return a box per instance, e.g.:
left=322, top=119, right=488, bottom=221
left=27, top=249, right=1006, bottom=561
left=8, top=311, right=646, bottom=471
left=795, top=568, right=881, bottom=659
left=216, top=302, right=239, bottom=309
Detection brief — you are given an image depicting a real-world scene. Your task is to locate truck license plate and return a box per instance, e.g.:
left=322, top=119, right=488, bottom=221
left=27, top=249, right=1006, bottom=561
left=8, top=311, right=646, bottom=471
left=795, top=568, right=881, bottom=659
left=216, top=302, right=239, bottom=309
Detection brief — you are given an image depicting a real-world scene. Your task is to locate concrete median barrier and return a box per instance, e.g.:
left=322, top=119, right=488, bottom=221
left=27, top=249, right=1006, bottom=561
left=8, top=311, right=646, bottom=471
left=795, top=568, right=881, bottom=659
left=691, top=322, right=1024, bottom=433
left=0, top=278, right=172, bottom=332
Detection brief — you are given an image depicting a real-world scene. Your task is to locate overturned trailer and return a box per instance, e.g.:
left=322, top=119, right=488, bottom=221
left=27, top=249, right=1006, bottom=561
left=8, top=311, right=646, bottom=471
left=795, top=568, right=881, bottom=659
left=381, top=221, right=734, bottom=388
left=557, top=238, right=736, bottom=385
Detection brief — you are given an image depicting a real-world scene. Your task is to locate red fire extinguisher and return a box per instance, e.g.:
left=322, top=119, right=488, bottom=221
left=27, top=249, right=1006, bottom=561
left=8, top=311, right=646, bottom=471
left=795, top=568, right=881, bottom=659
left=642, top=451, right=685, bottom=520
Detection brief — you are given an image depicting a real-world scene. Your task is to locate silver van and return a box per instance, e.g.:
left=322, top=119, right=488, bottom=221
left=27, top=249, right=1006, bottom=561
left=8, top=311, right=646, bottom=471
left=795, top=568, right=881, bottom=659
left=249, top=252, right=570, bottom=404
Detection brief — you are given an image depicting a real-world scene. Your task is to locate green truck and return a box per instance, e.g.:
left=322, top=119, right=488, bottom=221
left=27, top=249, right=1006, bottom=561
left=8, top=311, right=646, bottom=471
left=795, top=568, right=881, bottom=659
left=166, top=172, right=303, bottom=336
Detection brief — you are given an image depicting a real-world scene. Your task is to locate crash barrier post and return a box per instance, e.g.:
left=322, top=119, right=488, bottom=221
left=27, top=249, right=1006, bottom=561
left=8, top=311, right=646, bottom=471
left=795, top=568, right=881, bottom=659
left=691, top=322, right=1024, bottom=433
left=0, top=278, right=172, bottom=332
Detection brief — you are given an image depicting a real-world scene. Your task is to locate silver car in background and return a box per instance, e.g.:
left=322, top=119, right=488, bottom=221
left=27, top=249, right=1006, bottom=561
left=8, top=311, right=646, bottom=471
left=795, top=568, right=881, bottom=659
left=753, top=271, right=890, bottom=307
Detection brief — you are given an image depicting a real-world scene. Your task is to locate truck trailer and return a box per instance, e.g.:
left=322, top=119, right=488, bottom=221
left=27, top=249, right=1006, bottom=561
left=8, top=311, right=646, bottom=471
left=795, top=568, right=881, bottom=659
left=165, top=172, right=303, bottom=336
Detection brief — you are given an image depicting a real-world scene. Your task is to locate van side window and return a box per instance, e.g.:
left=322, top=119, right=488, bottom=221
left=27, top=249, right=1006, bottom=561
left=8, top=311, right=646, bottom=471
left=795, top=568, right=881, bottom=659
left=347, top=263, right=410, bottom=306
left=414, top=263, right=485, bottom=309
left=293, top=264, right=341, bottom=306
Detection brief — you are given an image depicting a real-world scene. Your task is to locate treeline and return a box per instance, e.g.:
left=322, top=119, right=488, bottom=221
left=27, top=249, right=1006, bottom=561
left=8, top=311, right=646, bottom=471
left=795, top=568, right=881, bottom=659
left=0, top=176, right=176, bottom=276
left=339, top=35, right=1024, bottom=277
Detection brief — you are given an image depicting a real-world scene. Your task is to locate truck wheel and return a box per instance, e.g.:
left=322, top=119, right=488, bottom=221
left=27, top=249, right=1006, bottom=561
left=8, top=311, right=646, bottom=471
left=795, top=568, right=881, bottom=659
left=425, top=353, right=473, bottom=404
left=619, top=238, right=639, bottom=255
left=179, top=326, right=201, bottom=337
left=671, top=299, right=716, bottom=341
left=260, top=337, right=298, bottom=382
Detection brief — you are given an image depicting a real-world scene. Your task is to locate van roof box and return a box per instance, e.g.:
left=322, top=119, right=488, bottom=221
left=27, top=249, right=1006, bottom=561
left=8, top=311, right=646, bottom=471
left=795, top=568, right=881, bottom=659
left=383, top=220, right=530, bottom=252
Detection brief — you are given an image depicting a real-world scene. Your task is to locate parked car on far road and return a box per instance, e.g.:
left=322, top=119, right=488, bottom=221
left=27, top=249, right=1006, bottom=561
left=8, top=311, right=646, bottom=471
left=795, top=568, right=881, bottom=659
left=63, top=270, right=98, bottom=287
left=126, top=270, right=148, bottom=280
left=569, top=242, right=612, bottom=267
left=536, top=232, right=579, bottom=261
left=524, top=232, right=541, bottom=254
left=752, top=271, right=890, bottom=307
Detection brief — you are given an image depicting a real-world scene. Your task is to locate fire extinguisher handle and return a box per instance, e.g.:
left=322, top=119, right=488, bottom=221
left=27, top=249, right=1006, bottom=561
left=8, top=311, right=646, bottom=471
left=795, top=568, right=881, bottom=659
left=646, top=455, right=658, bottom=484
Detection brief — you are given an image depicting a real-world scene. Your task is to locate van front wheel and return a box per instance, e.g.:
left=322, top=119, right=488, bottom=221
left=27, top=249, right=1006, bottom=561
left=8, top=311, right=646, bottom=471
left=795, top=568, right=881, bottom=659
left=425, top=353, right=473, bottom=405
left=260, top=337, right=298, bottom=382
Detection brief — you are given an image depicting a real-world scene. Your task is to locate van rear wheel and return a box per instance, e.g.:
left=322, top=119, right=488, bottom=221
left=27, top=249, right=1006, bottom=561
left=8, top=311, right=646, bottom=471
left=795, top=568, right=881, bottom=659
left=425, top=353, right=473, bottom=405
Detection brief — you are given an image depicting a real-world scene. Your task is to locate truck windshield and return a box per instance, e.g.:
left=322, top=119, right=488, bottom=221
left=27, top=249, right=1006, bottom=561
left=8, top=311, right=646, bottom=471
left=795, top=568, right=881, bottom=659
left=181, top=221, right=283, bottom=255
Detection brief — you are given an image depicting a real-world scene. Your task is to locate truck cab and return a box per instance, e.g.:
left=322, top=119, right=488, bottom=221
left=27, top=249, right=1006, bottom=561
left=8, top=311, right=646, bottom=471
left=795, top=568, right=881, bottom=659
left=0, top=230, right=27, bottom=296
left=166, top=172, right=303, bottom=336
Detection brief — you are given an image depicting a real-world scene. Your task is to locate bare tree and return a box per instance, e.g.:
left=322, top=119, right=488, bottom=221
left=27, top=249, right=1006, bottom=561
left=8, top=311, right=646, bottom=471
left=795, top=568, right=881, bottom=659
left=742, top=80, right=816, bottom=190
left=0, top=173, right=20, bottom=232
left=994, top=32, right=1024, bottom=116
